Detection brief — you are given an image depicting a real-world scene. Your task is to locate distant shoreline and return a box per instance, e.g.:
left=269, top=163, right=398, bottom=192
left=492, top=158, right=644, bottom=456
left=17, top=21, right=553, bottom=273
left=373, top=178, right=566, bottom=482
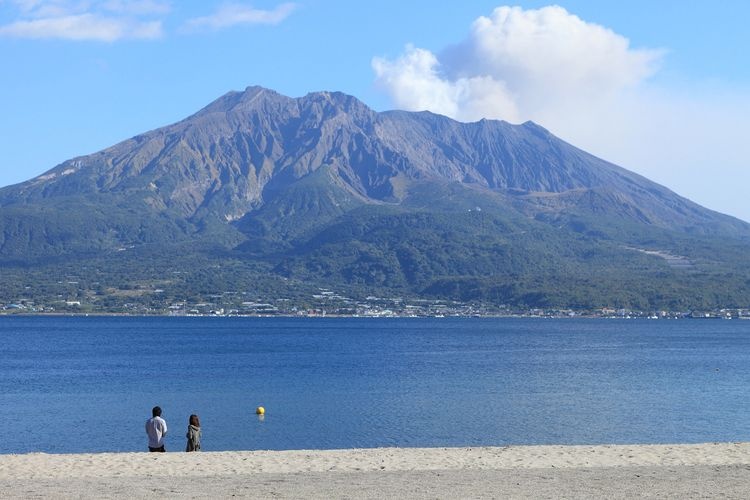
left=1, top=312, right=748, bottom=320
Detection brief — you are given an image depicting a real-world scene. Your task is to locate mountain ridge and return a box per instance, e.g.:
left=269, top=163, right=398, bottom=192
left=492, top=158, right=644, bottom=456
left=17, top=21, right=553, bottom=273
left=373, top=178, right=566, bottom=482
left=7, top=86, right=745, bottom=230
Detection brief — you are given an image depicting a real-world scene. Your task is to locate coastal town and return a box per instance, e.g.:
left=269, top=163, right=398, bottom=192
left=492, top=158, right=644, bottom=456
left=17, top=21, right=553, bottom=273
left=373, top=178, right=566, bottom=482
left=3, top=287, right=749, bottom=319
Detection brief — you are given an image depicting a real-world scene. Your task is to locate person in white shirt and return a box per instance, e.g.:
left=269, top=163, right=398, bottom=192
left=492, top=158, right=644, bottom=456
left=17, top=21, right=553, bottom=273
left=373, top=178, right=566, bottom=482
left=145, top=406, right=168, bottom=452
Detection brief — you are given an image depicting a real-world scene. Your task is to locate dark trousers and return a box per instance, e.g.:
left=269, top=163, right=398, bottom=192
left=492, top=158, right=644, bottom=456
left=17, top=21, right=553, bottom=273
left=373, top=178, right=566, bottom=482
left=148, top=445, right=165, bottom=452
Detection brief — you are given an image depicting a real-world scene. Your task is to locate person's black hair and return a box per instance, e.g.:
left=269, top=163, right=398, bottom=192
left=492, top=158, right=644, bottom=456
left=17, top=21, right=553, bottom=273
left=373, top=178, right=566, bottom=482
left=152, top=406, right=162, bottom=417
left=189, top=414, right=200, bottom=427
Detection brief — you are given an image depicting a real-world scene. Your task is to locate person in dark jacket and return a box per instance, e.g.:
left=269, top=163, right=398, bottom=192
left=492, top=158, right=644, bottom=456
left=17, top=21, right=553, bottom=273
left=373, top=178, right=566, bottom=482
left=186, top=414, right=201, bottom=452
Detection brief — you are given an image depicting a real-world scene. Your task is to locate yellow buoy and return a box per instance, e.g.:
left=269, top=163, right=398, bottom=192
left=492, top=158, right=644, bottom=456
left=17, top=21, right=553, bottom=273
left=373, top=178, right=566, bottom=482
left=256, top=406, right=265, bottom=415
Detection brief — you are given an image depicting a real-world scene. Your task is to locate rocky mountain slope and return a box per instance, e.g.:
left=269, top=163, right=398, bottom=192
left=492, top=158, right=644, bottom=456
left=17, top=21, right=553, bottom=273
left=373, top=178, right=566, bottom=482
left=1, top=86, right=749, bottom=310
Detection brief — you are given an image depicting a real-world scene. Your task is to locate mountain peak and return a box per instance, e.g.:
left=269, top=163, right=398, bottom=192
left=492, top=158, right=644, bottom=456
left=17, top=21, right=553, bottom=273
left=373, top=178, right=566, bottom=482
left=193, top=85, right=289, bottom=116
left=243, top=84, right=268, bottom=94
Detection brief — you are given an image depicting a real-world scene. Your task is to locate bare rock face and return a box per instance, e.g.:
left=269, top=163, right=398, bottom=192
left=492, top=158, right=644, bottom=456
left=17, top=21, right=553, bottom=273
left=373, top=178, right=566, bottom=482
left=6, top=85, right=745, bottom=233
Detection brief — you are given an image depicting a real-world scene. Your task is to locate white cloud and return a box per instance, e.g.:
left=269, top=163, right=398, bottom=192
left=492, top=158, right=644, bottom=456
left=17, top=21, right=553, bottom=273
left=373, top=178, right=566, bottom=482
left=0, top=13, right=162, bottom=40
left=6, top=0, right=171, bottom=16
left=373, top=45, right=520, bottom=122
left=0, top=0, right=167, bottom=40
left=102, top=0, right=171, bottom=16
left=185, top=2, right=296, bottom=31
left=373, top=6, right=662, bottom=122
left=9, top=0, right=48, bottom=14
left=10, top=0, right=72, bottom=17
left=372, top=5, right=750, bottom=222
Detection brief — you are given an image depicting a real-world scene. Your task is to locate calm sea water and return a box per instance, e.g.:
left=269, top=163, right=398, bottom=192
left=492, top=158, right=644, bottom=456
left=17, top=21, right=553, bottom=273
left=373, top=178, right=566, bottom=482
left=1, top=316, right=750, bottom=454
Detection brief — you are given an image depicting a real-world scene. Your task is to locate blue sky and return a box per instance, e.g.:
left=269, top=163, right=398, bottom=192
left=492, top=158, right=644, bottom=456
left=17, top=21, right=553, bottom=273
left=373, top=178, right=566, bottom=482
left=2, top=1, right=749, bottom=221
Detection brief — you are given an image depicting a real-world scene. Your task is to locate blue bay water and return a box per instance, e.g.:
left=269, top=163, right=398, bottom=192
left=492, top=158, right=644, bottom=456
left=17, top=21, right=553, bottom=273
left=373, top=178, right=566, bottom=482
left=1, top=316, right=750, bottom=454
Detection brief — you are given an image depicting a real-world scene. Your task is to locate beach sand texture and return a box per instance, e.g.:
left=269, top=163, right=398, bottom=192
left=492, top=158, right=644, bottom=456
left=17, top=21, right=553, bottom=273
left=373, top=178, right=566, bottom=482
left=2, top=443, right=750, bottom=498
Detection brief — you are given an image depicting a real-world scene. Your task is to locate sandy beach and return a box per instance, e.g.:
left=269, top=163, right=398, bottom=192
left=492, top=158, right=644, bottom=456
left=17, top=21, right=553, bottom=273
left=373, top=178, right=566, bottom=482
left=2, top=443, right=750, bottom=498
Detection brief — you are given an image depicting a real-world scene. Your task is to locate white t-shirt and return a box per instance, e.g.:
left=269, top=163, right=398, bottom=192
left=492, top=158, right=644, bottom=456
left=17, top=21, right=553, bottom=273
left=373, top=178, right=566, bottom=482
left=145, top=416, right=168, bottom=448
